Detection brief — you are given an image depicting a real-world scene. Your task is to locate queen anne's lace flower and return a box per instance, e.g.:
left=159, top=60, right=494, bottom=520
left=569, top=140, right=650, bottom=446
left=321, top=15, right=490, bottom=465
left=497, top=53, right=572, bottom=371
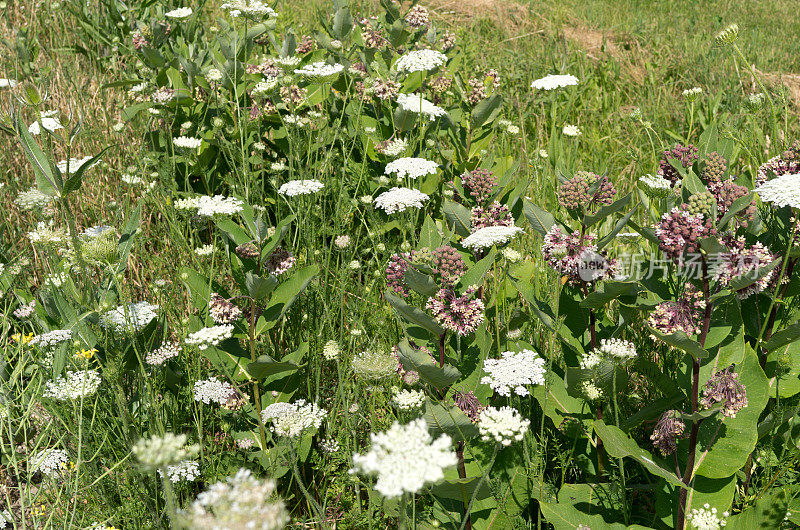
left=165, top=7, right=193, bottom=19
left=597, top=338, right=637, bottom=361
left=391, top=388, right=426, bottom=410
left=351, top=418, right=457, bottom=498
left=159, top=460, right=200, bottom=482
left=638, top=174, right=674, bottom=196
left=31, top=448, right=69, bottom=476
left=193, top=377, right=237, bottom=405
left=278, top=179, right=324, bottom=197
left=378, top=137, right=408, bottom=157
left=530, top=74, right=579, bottom=90
left=56, top=156, right=96, bottom=175
left=322, top=340, right=340, bottom=360
left=754, top=173, right=800, bottom=209
left=352, top=351, right=398, bottom=380
left=396, top=93, right=446, bottom=121
left=260, top=400, right=327, bottom=438
left=461, top=225, right=523, bottom=250
left=220, top=0, right=277, bottom=19
left=481, top=350, right=546, bottom=397
left=185, top=325, right=234, bottom=350
left=173, top=136, right=202, bottom=149
left=29, top=329, right=72, bottom=349
left=100, top=301, right=159, bottom=333
left=294, top=61, right=343, bottom=79
left=686, top=503, right=729, bottom=529
left=373, top=187, right=430, bottom=214
left=29, top=111, right=63, bottom=135
left=384, top=157, right=438, bottom=180
left=478, top=406, right=530, bottom=446
left=0, top=78, right=17, bottom=88
left=43, top=370, right=102, bottom=400
left=562, top=124, right=581, bottom=136
left=133, top=433, right=198, bottom=471
left=146, top=341, right=182, bottom=365
left=15, top=188, right=53, bottom=210
left=176, top=468, right=288, bottom=529
left=395, top=49, right=447, bottom=73
left=0, top=509, right=12, bottom=528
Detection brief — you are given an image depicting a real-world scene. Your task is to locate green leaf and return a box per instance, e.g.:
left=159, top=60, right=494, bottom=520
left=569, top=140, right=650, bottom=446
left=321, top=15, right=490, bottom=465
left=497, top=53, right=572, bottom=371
left=593, top=420, right=687, bottom=490
left=116, top=205, right=141, bottom=273
left=215, top=217, right=251, bottom=246
left=15, top=113, right=58, bottom=195
left=763, top=321, right=800, bottom=352
left=332, top=6, right=353, bottom=39
left=245, top=272, right=278, bottom=301
left=246, top=343, right=307, bottom=380
left=582, top=193, right=631, bottom=227
left=649, top=329, right=708, bottom=360
left=423, top=399, right=479, bottom=442
left=397, top=340, right=460, bottom=389
left=597, top=203, right=639, bottom=250
left=717, top=192, right=755, bottom=230
left=386, top=292, right=445, bottom=336
left=522, top=199, right=556, bottom=236
left=431, top=477, right=492, bottom=503
left=540, top=500, right=627, bottom=530
left=443, top=200, right=473, bottom=238
left=726, top=489, right=788, bottom=529
left=458, top=248, right=496, bottom=292
left=260, top=265, right=319, bottom=329
left=580, top=281, right=638, bottom=309
left=470, top=94, right=502, bottom=128
left=404, top=268, right=438, bottom=297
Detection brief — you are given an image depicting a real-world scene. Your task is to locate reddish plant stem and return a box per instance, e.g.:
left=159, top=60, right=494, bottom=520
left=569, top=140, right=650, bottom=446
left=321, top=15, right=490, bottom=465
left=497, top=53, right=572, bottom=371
left=456, top=441, right=471, bottom=530
left=677, top=259, right=713, bottom=529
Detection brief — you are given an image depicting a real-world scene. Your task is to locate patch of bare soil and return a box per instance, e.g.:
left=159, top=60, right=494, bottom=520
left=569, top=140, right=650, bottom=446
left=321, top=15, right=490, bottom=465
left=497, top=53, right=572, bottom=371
left=562, top=25, right=647, bottom=84
left=757, top=70, right=800, bottom=105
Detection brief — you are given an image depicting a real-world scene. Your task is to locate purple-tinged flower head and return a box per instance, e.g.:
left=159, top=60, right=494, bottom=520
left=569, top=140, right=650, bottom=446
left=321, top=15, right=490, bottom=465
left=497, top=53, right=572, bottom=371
left=247, top=58, right=282, bottom=77
left=391, top=343, right=434, bottom=379
left=470, top=202, right=513, bottom=230
left=557, top=171, right=617, bottom=211
left=650, top=410, right=686, bottom=456
left=700, top=365, right=748, bottom=418
left=711, top=180, right=756, bottom=226
left=712, top=237, right=775, bottom=299
left=405, top=5, right=429, bottom=28
left=403, top=370, right=420, bottom=385
left=655, top=207, right=716, bottom=264
left=236, top=241, right=259, bottom=260
left=265, top=246, right=295, bottom=276
left=440, top=31, right=456, bottom=51
left=461, top=168, right=497, bottom=205
left=209, top=293, right=243, bottom=324
left=700, top=152, right=728, bottom=185
left=296, top=34, right=315, bottom=54
left=373, top=79, right=400, bottom=101
left=221, top=387, right=248, bottom=411
left=452, top=390, right=484, bottom=422
left=648, top=283, right=705, bottom=336
left=542, top=225, right=616, bottom=283
left=658, top=144, right=699, bottom=186
left=430, top=76, right=452, bottom=94
left=431, top=245, right=467, bottom=285
left=426, top=286, right=485, bottom=336
left=386, top=252, right=413, bottom=297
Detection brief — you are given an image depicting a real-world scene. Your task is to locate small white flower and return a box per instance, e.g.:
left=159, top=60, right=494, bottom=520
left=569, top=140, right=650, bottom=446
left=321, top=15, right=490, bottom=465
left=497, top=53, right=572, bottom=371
left=56, top=156, right=96, bottom=175
left=384, top=157, right=438, bottom=180
left=754, top=173, right=800, bottom=209
left=29, top=329, right=72, bottom=349
left=146, top=341, right=182, bottom=365
left=100, top=301, right=159, bottom=333
left=350, top=418, right=457, bottom=498
left=373, top=187, right=430, bottom=214
left=562, top=124, right=581, bottom=137
left=478, top=406, right=530, bottom=446
left=185, top=325, right=234, bottom=350
left=0, top=79, right=18, bottom=89
left=30, top=448, right=69, bottom=476
left=158, top=460, right=200, bottom=482
left=220, top=0, right=277, bottom=19
left=395, top=49, right=447, bottom=73
left=461, top=225, right=524, bottom=250
left=334, top=235, right=351, bottom=248
left=481, top=349, right=546, bottom=397
left=531, top=74, right=579, bottom=90
left=683, top=87, right=703, bottom=100
left=278, top=179, right=324, bottom=197
left=165, top=7, right=192, bottom=19
left=686, top=503, right=729, bottom=530
left=274, top=55, right=301, bottom=67
left=396, top=93, right=446, bottom=121
left=173, top=136, right=202, bottom=149
left=207, top=68, right=224, bottom=82
left=193, top=376, right=237, bottom=405
left=294, top=61, right=344, bottom=80
left=43, top=370, right=102, bottom=400
left=195, top=244, right=215, bottom=256
left=15, top=188, right=53, bottom=210
left=322, top=340, right=340, bottom=360
left=261, top=400, right=327, bottom=438
left=381, top=137, right=408, bottom=157
left=391, top=388, right=426, bottom=411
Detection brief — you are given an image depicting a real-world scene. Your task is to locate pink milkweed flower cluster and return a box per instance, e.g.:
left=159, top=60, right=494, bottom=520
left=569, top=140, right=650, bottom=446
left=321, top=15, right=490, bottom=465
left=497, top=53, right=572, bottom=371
left=426, top=286, right=485, bottom=336
left=655, top=207, right=716, bottom=264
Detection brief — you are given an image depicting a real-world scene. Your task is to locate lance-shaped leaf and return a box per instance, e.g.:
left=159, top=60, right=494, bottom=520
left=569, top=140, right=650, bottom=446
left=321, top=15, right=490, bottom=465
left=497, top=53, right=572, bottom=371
left=247, top=343, right=307, bottom=380
left=116, top=205, right=141, bottom=273
left=540, top=500, right=629, bottom=530
left=523, top=199, right=556, bottom=236
left=423, top=399, right=479, bottom=442
left=726, top=258, right=780, bottom=294
left=245, top=272, right=278, bottom=301
left=649, top=328, right=708, bottom=360
left=431, top=477, right=492, bottom=503
left=443, top=200, right=472, bottom=237
left=593, top=420, right=687, bottom=490
left=386, top=292, right=445, bottom=336
left=597, top=202, right=639, bottom=250
left=397, top=340, right=460, bottom=389
left=470, top=94, right=502, bottom=128
left=61, top=147, right=109, bottom=195
left=764, top=321, right=800, bottom=352
left=580, top=281, right=638, bottom=309
left=582, top=193, right=631, bottom=227
left=717, top=192, right=754, bottom=230
left=15, top=113, right=59, bottom=196
left=260, top=265, right=319, bottom=327
left=457, top=248, right=496, bottom=293
left=404, top=267, right=438, bottom=297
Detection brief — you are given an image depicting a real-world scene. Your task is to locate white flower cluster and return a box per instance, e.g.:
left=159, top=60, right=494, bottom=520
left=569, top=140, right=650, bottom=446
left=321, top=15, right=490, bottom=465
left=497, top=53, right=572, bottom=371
left=278, top=179, right=325, bottom=197
left=43, top=370, right=102, bottom=400
left=322, top=340, right=340, bottom=360
left=29, top=110, right=63, bottom=135
left=319, top=438, right=340, bottom=454
left=396, top=93, right=446, bottom=121
left=373, top=187, right=430, bottom=214
left=252, top=77, right=279, bottom=95
left=462, top=225, right=524, bottom=250
left=481, top=349, right=546, bottom=397
left=100, top=301, right=159, bottom=333
left=15, top=187, right=53, bottom=210
left=28, top=221, right=66, bottom=245
left=146, top=341, right=182, bottom=365
left=0, top=78, right=17, bottom=88
left=294, top=61, right=344, bottom=79
left=133, top=432, right=199, bottom=471
left=185, top=325, right=234, bottom=351
left=478, top=406, right=530, bottom=446
left=395, top=49, right=447, bottom=73
left=57, top=156, right=95, bottom=175
left=562, top=124, right=581, bottom=137
left=754, top=173, right=800, bottom=209
left=598, top=338, right=637, bottom=361
left=391, top=388, right=426, bottom=411
left=31, top=448, right=69, bottom=477
left=165, top=7, right=193, bottom=19
left=82, top=225, right=114, bottom=238
left=382, top=138, right=408, bottom=157
left=193, top=377, right=236, bottom=405
left=639, top=173, right=674, bottom=195
left=159, top=459, right=201, bottom=483
left=195, top=244, right=215, bottom=256
left=683, top=87, right=703, bottom=99
left=686, top=503, right=729, bottom=529
left=530, top=74, right=579, bottom=90
left=220, top=0, right=278, bottom=19
left=0, top=509, right=11, bottom=528
left=351, top=418, right=457, bottom=498
left=261, top=400, right=327, bottom=438
left=384, top=157, right=438, bottom=180
left=176, top=468, right=288, bottom=530
left=29, top=329, right=72, bottom=349
left=275, top=56, right=301, bottom=67
left=13, top=300, right=36, bottom=319
left=179, top=195, right=244, bottom=217
left=173, top=136, right=202, bottom=149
